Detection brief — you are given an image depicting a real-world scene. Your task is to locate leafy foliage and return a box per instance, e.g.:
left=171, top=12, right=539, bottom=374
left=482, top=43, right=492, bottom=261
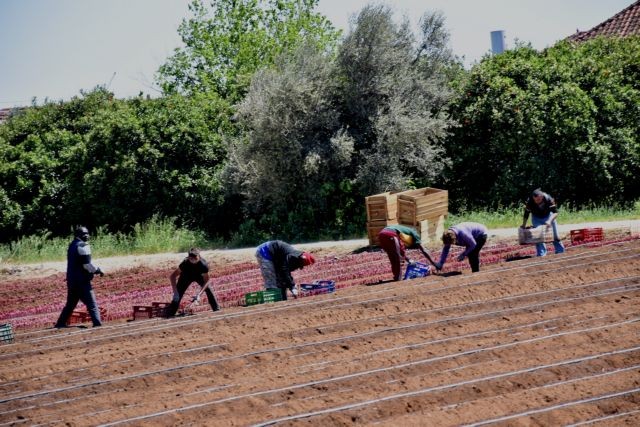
left=446, top=36, right=640, bottom=210
left=0, top=89, right=232, bottom=240
left=156, top=0, right=341, bottom=102
left=223, top=5, right=457, bottom=242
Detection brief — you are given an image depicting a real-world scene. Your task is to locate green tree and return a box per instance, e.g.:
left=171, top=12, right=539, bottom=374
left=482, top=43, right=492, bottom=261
left=157, top=0, right=340, bottom=102
left=446, top=36, right=640, bottom=210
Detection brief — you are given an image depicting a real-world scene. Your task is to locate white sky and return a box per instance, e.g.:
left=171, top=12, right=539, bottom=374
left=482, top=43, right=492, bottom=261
left=0, top=0, right=633, bottom=108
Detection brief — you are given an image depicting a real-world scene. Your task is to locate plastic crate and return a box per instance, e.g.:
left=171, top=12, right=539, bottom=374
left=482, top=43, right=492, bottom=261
left=263, top=289, right=284, bottom=303
left=151, top=302, right=171, bottom=317
left=245, top=291, right=264, bottom=306
left=0, top=323, right=14, bottom=344
left=404, top=262, right=431, bottom=280
left=570, top=228, right=604, bottom=245
left=132, top=305, right=155, bottom=320
left=518, top=226, right=553, bottom=245
left=301, top=280, right=336, bottom=292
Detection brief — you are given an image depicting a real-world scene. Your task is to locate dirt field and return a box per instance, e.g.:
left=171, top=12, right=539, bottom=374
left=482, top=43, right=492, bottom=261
left=1, top=239, right=639, bottom=426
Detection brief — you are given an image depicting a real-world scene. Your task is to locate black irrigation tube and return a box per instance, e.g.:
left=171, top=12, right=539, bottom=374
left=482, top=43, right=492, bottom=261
left=105, top=346, right=640, bottom=427
left=7, top=245, right=639, bottom=353
left=1, top=276, right=638, bottom=407
left=465, top=387, right=640, bottom=426
left=566, top=408, right=640, bottom=426
left=6, top=316, right=639, bottom=422
left=9, top=243, right=638, bottom=345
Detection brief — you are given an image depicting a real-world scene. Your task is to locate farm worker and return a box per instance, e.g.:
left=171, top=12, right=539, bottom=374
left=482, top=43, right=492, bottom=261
left=165, top=247, right=220, bottom=317
left=54, top=226, right=105, bottom=328
left=377, top=224, right=437, bottom=281
left=255, top=240, right=316, bottom=301
left=434, top=222, right=488, bottom=273
left=521, top=188, right=565, bottom=257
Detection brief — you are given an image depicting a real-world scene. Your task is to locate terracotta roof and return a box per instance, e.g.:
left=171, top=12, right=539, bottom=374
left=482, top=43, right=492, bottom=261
left=0, top=108, right=12, bottom=124
left=568, top=0, right=640, bottom=42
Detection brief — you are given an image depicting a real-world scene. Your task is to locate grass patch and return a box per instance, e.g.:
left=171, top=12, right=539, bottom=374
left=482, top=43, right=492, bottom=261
left=447, top=201, right=640, bottom=229
left=0, top=216, right=213, bottom=264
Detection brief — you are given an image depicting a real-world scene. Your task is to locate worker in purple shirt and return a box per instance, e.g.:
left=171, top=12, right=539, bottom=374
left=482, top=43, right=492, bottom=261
left=434, top=222, right=488, bottom=273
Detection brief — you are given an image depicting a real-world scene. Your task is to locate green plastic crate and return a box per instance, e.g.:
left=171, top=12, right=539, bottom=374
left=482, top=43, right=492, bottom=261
left=245, top=291, right=264, bottom=306
left=263, top=289, right=283, bottom=303
left=0, top=323, right=14, bottom=344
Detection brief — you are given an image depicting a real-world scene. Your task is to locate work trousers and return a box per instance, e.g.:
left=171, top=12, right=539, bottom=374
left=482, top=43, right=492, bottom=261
left=55, top=282, right=102, bottom=327
left=378, top=229, right=405, bottom=281
left=165, top=278, right=219, bottom=317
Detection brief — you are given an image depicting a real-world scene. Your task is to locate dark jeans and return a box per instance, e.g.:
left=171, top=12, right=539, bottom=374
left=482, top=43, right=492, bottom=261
left=165, top=278, right=220, bottom=317
left=468, top=234, right=487, bottom=272
left=55, top=282, right=102, bottom=327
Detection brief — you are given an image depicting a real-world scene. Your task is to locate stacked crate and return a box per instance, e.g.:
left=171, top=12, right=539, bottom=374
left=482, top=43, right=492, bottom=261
left=396, top=187, right=448, bottom=242
left=365, top=191, right=400, bottom=246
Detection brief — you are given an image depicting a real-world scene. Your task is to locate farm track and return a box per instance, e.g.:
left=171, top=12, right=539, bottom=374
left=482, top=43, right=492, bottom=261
left=0, top=240, right=639, bottom=426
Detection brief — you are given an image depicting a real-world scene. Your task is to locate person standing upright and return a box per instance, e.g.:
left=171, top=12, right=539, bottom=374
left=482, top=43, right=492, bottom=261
left=55, top=226, right=104, bottom=328
left=521, top=188, right=565, bottom=257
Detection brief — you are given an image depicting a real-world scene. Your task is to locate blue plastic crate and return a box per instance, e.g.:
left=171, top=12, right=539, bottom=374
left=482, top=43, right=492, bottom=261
left=404, top=262, right=431, bottom=280
left=300, top=280, right=336, bottom=294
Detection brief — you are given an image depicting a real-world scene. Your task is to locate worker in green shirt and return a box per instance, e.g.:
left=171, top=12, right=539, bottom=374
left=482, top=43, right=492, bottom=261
left=378, top=224, right=437, bottom=281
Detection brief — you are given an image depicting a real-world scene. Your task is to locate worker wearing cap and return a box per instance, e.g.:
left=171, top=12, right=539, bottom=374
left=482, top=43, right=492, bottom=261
left=378, top=224, right=437, bottom=281
left=165, top=247, right=220, bottom=317
left=54, top=226, right=104, bottom=328
left=255, top=240, right=316, bottom=300
left=522, top=188, right=565, bottom=257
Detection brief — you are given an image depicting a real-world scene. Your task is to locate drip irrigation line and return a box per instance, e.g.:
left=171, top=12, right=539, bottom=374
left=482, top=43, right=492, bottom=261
left=464, top=387, right=640, bottom=426
left=92, top=325, right=640, bottom=426
left=566, top=408, right=640, bottom=426
left=2, top=278, right=638, bottom=404
left=8, top=246, right=638, bottom=351
left=105, top=346, right=640, bottom=427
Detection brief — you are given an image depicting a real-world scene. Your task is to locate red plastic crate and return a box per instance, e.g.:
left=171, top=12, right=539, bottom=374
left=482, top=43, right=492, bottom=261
left=132, top=305, right=155, bottom=320
left=570, top=228, right=604, bottom=245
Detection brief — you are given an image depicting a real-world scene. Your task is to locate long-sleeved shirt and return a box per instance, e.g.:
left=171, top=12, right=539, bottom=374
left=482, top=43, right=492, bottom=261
left=523, top=192, right=558, bottom=221
left=439, top=222, right=488, bottom=265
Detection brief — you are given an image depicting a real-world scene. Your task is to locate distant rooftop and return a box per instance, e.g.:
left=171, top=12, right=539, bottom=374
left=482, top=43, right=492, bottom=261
left=568, top=0, right=640, bottom=42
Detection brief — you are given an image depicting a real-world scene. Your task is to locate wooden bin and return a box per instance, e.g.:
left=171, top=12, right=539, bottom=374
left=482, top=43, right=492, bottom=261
left=365, top=191, right=401, bottom=221
left=367, top=219, right=398, bottom=246
left=397, top=187, right=448, bottom=242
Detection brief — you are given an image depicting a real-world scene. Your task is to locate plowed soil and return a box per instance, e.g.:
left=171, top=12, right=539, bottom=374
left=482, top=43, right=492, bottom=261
left=1, top=240, right=639, bottom=426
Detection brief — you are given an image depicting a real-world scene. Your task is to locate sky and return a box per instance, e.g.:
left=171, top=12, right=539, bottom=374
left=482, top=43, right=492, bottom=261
left=0, top=0, right=634, bottom=109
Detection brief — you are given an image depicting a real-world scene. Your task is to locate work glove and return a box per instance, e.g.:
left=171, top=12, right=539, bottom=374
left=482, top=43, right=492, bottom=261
left=456, top=254, right=465, bottom=262
left=406, top=259, right=415, bottom=266
left=433, top=262, right=443, bottom=271
left=172, top=292, right=180, bottom=303
left=95, top=268, right=104, bottom=277
left=290, top=287, right=299, bottom=298
left=191, top=294, right=201, bottom=304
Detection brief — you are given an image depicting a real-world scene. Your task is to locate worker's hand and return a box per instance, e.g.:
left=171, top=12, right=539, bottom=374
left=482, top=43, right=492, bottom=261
left=95, top=268, right=104, bottom=277
left=433, top=262, right=442, bottom=271
left=407, top=259, right=415, bottom=266
left=172, top=292, right=180, bottom=303
left=191, top=295, right=201, bottom=304
left=290, top=287, right=298, bottom=298
left=456, top=254, right=465, bottom=262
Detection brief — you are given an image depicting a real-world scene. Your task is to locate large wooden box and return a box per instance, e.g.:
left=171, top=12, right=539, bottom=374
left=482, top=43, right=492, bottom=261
left=367, top=219, right=398, bottom=246
left=365, top=191, right=401, bottom=221
left=397, top=187, right=448, bottom=225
